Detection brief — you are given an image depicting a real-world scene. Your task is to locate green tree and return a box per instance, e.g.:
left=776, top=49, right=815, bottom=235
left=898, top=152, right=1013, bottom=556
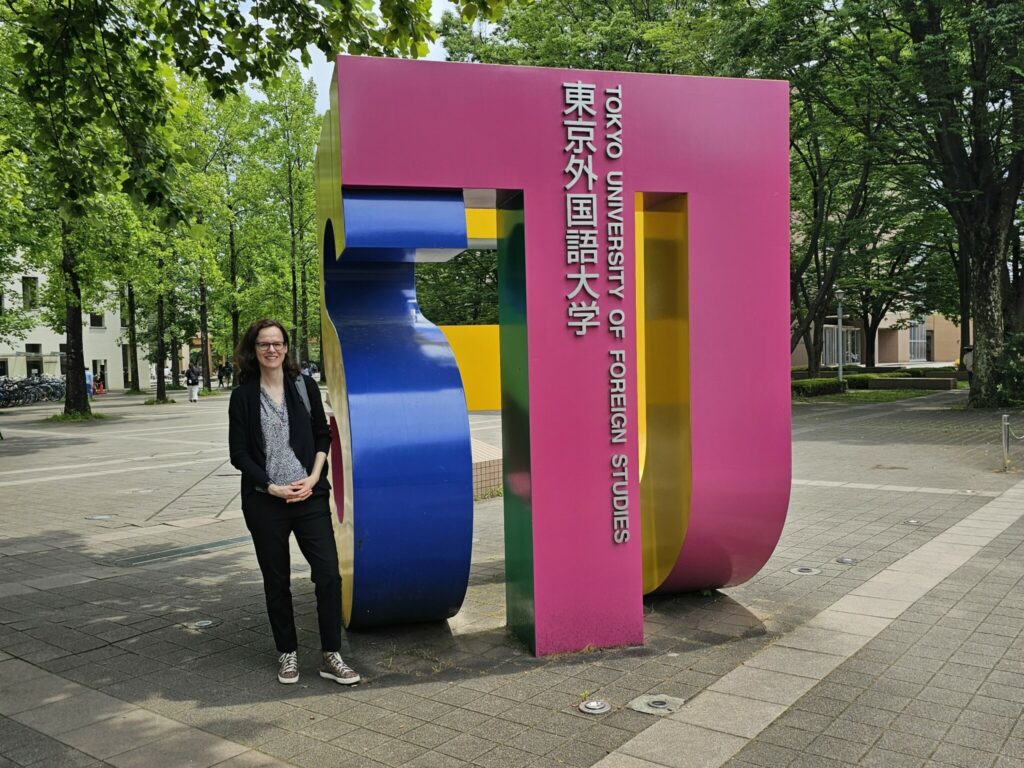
left=2, top=0, right=504, bottom=414
left=418, top=251, right=499, bottom=325
left=254, top=64, right=321, bottom=365
left=811, top=0, right=1023, bottom=403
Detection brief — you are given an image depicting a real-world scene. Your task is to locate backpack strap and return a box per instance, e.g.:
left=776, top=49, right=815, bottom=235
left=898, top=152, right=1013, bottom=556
left=294, top=375, right=311, bottom=416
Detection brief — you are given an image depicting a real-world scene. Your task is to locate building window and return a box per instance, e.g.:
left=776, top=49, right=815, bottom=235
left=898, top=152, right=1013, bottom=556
left=909, top=321, right=927, bottom=362
left=25, top=343, right=42, bottom=377
left=823, top=326, right=861, bottom=366
left=0, top=359, right=8, bottom=377
left=120, top=295, right=129, bottom=327
left=59, top=343, right=67, bottom=376
left=22, top=276, right=39, bottom=310
left=89, top=312, right=105, bottom=328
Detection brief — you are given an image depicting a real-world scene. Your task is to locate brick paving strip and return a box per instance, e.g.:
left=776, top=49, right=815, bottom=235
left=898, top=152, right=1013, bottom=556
left=592, top=480, right=1024, bottom=768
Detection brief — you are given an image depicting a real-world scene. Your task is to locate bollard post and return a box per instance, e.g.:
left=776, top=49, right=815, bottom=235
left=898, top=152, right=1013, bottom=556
left=1002, top=414, right=1010, bottom=471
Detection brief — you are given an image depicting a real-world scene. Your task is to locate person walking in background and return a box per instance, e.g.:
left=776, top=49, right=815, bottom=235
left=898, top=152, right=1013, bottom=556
left=186, top=362, right=200, bottom=402
left=217, top=364, right=225, bottom=389
left=228, top=318, right=360, bottom=686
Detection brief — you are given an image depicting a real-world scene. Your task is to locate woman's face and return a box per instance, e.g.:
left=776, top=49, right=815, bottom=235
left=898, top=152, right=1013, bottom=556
left=255, top=326, right=288, bottom=373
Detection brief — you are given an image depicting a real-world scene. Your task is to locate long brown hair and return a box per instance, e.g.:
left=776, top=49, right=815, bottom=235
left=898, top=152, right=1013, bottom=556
left=234, top=319, right=301, bottom=384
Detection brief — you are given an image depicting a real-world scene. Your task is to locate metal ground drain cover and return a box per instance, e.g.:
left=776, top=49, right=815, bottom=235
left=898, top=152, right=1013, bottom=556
left=904, top=519, right=924, bottom=526
left=117, top=488, right=154, bottom=495
left=579, top=700, right=611, bottom=715
left=187, top=618, right=222, bottom=630
left=790, top=566, right=821, bottom=575
left=628, top=694, right=687, bottom=715
left=835, top=557, right=859, bottom=565
left=85, top=515, right=116, bottom=521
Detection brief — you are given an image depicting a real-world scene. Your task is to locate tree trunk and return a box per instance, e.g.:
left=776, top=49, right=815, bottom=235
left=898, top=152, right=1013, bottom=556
left=171, top=334, right=181, bottom=386
left=287, top=162, right=299, bottom=363
left=127, top=281, right=140, bottom=391
left=229, top=215, right=240, bottom=359
left=61, top=221, right=90, bottom=416
left=948, top=242, right=972, bottom=369
left=860, top=311, right=878, bottom=367
left=300, top=238, right=310, bottom=366
left=1010, top=226, right=1024, bottom=332
left=809, top=318, right=825, bottom=378
left=200, top=274, right=211, bottom=391
left=969, top=239, right=1006, bottom=406
left=156, top=256, right=167, bottom=402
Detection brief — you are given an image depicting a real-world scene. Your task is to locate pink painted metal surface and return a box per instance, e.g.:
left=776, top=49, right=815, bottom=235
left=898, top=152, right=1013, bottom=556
left=332, top=56, right=790, bottom=654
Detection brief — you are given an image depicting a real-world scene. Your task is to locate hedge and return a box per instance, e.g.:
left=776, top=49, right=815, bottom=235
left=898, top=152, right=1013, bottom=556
left=844, top=372, right=913, bottom=390
left=792, top=378, right=847, bottom=397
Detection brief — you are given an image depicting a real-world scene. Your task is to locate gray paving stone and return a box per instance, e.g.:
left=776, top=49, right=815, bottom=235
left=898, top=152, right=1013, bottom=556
left=619, top=720, right=746, bottom=768
left=58, top=709, right=187, bottom=759
left=928, top=742, right=998, bottom=768
left=104, top=729, right=247, bottom=768
left=11, top=690, right=136, bottom=735
left=5, top=392, right=1024, bottom=768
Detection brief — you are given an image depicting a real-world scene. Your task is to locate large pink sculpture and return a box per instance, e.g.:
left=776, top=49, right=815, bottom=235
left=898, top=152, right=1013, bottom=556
left=316, top=56, right=791, bottom=655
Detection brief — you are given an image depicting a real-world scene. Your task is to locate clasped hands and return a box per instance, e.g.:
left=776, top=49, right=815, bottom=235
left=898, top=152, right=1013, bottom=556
left=268, top=476, right=316, bottom=503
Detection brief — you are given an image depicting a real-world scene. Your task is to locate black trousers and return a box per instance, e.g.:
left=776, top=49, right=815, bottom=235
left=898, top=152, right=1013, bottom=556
left=242, top=492, right=342, bottom=653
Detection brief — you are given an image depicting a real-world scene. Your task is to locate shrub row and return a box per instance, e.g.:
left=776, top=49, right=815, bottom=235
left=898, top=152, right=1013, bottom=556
left=844, top=372, right=913, bottom=390
left=792, top=378, right=847, bottom=397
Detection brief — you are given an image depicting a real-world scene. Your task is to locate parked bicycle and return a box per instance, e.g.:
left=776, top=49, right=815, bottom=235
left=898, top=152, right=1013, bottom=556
left=0, top=375, right=67, bottom=408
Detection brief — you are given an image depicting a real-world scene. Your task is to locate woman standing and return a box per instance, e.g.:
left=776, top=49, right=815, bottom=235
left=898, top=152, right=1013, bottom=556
left=228, top=319, right=360, bottom=685
left=186, top=363, right=200, bottom=402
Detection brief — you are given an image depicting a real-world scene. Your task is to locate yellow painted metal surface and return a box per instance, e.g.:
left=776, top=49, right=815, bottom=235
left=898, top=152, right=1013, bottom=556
left=466, top=207, right=498, bottom=250
left=637, top=194, right=691, bottom=595
left=314, top=71, right=354, bottom=625
left=440, top=325, right=502, bottom=411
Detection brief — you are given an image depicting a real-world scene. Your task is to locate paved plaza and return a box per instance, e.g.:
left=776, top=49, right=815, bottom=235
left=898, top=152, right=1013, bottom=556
left=1, top=389, right=1023, bottom=767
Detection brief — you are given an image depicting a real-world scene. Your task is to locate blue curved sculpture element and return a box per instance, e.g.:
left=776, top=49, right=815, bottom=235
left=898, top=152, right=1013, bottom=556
left=323, top=188, right=473, bottom=628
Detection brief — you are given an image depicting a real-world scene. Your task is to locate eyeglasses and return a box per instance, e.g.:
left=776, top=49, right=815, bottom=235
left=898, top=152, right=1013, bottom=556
left=255, top=342, right=286, bottom=352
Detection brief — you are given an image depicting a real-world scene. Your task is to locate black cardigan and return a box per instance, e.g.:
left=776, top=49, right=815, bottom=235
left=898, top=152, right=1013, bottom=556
left=228, top=374, right=332, bottom=502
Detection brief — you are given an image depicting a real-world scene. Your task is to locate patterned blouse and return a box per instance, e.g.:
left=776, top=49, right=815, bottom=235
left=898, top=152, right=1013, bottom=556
left=259, top=389, right=308, bottom=486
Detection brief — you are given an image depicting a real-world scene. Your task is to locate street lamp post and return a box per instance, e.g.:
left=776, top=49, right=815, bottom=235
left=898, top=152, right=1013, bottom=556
left=835, top=289, right=845, bottom=384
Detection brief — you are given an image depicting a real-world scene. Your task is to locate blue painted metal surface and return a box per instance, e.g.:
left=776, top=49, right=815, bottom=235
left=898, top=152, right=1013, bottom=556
left=323, top=189, right=473, bottom=628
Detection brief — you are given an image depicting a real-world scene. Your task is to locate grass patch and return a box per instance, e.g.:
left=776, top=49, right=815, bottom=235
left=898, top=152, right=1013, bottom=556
left=796, top=389, right=935, bottom=405
left=46, top=411, right=109, bottom=422
left=474, top=485, right=504, bottom=501
left=144, top=398, right=177, bottom=405
left=199, top=388, right=225, bottom=397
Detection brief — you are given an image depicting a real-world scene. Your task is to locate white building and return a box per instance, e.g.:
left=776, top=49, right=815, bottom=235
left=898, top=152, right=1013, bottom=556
left=0, top=269, right=151, bottom=389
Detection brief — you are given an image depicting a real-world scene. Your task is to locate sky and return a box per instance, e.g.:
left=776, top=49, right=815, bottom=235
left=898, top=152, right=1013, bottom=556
left=302, top=1, right=456, bottom=114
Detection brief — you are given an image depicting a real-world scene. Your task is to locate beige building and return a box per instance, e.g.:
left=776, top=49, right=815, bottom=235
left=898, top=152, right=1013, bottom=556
left=0, top=269, right=151, bottom=388
left=793, top=313, right=968, bottom=368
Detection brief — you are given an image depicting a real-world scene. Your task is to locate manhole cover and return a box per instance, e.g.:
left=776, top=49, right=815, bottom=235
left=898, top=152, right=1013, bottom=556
left=835, top=557, right=859, bottom=565
left=117, top=489, right=154, bottom=495
left=85, top=515, right=116, bottom=521
left=903, top=519, right=924, bottom=526
left=790, top=566, right=821, bottom=575
left=579, top=700, right=611, bottom=715
left=186, top=618, right=222, bottom=630
left=627, top=694, right=687, bottom=715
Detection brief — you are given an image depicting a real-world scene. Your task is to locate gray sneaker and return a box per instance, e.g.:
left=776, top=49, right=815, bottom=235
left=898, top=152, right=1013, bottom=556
left=277, top=651, right=299, bottom=684
left=320, top=652, right=360, bottom=685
